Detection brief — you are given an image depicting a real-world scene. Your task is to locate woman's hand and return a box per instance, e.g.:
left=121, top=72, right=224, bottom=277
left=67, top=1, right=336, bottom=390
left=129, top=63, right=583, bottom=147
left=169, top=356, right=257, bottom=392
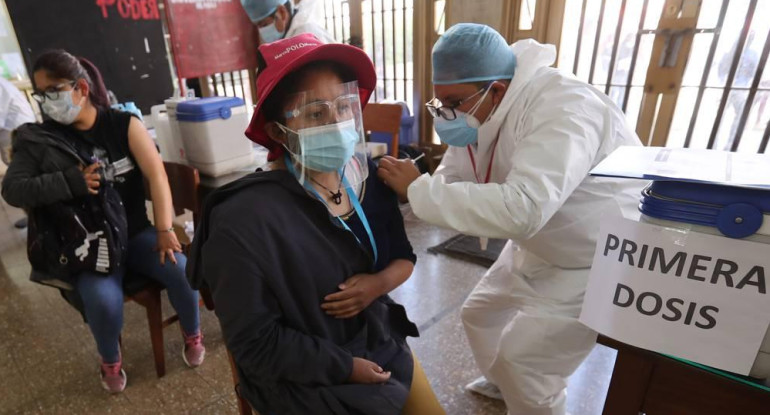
left=348, top=357, right=391, bottom=384
left=81, top=163, right=101, bottom=195
left=321, top=274, right=384, bottom=319
left=155, top=229, right=183, bottom=265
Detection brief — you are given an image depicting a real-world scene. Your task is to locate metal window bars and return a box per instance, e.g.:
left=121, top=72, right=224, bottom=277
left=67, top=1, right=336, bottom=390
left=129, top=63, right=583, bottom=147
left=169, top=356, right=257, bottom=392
left=323, top=0, right=415, bottom=111
left=563, top=0, right=770, bottom=154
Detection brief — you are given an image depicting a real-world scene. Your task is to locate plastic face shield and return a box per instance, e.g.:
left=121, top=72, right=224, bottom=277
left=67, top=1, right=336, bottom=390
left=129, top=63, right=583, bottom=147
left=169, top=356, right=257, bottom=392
left=279, top=80, right=368, bottom=187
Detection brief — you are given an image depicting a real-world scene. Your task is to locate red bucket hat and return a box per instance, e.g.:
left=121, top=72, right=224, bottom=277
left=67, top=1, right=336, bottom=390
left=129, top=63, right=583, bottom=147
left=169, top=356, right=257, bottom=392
left=245, top=34, right=376, bottom=161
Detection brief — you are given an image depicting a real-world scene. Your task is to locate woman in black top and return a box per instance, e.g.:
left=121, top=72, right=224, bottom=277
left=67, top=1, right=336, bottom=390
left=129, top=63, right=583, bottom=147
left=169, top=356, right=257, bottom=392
left=2, top=50, right=204, bottom=393
left=187, top=34, right=444, bottom=414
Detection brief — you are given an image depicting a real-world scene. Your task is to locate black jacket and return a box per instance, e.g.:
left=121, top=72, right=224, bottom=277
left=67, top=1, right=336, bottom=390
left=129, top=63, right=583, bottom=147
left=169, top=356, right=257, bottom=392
left=187, top=170, right=418, bottom=415
left=2, top=122, right=90, bottom=209
left=2, top=123, right=94, bottom=288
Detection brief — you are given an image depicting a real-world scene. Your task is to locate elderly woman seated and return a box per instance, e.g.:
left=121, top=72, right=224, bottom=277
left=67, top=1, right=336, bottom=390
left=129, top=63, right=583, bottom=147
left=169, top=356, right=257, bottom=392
left=187, top=34, right=445, bottom=415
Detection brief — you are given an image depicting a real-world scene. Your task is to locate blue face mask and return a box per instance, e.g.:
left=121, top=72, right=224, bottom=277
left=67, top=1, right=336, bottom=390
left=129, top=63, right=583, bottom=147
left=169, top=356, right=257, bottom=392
left=258, top=22, right=285, bottom=43
left=289, top=118, right=359, bottom=172
left=434, top=86, right=496, bottom=147
left=434, top=112, right=482, bottom=147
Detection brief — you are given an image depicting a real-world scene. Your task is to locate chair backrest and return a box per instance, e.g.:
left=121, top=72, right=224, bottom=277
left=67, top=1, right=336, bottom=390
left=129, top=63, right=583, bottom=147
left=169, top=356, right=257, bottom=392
left=363, top=103, right=402, bottom=156
left=144, top=162, right=201, bottom=222
left=363, top=103, right=402, bottom=135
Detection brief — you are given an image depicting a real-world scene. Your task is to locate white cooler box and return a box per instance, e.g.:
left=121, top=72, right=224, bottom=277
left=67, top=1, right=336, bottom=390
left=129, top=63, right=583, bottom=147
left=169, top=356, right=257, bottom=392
left=640, top=180, right=770, bottom=380
left=177, top=97, right=253, bottom=177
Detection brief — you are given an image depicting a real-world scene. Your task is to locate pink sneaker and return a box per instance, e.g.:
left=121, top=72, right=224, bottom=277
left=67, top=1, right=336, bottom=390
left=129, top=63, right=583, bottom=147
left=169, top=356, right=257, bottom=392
left=100, top=357, right=127, bottom=393
left=183, top=331, right=205, bottom=368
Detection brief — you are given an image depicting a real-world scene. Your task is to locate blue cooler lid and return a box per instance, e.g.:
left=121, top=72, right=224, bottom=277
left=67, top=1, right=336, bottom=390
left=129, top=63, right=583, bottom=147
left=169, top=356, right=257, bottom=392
left=176, top=97, right=245, bottom=122
left=640, top=181, right=770, bottom=238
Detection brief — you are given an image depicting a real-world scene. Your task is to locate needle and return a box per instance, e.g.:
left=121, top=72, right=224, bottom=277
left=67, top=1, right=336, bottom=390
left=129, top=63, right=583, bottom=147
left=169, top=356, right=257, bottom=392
left=410, top=153, right=425, bottom=163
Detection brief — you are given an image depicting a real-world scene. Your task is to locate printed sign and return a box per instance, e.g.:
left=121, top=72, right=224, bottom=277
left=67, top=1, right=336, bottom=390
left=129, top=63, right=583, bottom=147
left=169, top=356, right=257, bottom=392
left=165, top=0, right=257, bottom=78
left=96, top=0, right=161, bottom=20
left=580, top=216, right=770, bottom=374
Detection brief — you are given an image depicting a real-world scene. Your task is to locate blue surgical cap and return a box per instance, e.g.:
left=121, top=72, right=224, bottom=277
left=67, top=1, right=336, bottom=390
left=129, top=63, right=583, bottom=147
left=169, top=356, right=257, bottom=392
left=432, top=23, right=517, bottom=85
left=241, top=0, right=291, bottom=23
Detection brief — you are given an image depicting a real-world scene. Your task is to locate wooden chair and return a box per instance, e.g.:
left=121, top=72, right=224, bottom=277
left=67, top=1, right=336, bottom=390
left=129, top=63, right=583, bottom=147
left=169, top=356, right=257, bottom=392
left=363, top=103, right=403, bottom=157
left=200, top=286, right=256, bottom=414
left=227, top=349, right=258, bottom=415
left=123, top=162, right=213, bottom=378
left=598, top=335, right=770, bottom=414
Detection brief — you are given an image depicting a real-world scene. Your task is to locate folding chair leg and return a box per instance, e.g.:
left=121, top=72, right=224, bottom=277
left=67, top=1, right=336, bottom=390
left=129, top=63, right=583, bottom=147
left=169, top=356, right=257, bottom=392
left=144, top=289, right=166, bottom=378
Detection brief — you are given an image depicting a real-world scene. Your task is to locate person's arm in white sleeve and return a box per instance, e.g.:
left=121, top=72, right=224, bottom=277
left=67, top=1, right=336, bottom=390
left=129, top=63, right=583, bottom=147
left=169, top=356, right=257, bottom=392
left=408, top=86, right=606, bottom=241
left=432, top=145, right=467, bottom=184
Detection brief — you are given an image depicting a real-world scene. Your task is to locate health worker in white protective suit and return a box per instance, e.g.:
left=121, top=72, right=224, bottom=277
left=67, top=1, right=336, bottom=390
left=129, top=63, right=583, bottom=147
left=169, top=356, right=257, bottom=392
left=241, top=0, right=336, bottom=44
left=378, top=23, right=644, bottom=415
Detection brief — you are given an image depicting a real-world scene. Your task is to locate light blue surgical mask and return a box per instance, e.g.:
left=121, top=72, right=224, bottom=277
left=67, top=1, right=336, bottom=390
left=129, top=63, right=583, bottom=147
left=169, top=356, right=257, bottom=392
left=434, top=111, right=482, bottom=147
left=258, top=22, right=285, bottom=43
left=42, top=89, right=82, bottom=125
left=434, top=86, right=494, bottom=147
left=280, top=118, right=360, bottom=172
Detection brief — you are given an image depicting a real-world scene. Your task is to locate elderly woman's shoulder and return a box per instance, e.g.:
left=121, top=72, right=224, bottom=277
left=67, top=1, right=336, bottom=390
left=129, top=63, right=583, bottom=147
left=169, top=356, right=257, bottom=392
left=208, top=170, right=300, bottom=223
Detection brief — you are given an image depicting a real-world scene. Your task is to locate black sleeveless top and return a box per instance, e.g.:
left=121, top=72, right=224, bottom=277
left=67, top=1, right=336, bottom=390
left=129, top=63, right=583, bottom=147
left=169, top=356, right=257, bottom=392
left=64, top=109, right=151, bottom=238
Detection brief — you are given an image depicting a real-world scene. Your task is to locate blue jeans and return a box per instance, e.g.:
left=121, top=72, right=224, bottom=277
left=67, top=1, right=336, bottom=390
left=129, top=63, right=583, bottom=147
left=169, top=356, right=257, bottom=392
left=75, top=227, right=200, bottom=363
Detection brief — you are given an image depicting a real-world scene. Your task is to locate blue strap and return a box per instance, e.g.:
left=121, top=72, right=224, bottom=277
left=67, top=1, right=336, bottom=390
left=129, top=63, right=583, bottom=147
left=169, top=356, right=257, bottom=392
left=341, top=175, right=378, bottom=265
left=285, top=156, right=378, bottom=265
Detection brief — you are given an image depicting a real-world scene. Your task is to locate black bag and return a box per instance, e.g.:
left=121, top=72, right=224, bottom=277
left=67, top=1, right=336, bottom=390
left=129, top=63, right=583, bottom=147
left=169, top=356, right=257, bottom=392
left=26, top=133, right=128, bottom=286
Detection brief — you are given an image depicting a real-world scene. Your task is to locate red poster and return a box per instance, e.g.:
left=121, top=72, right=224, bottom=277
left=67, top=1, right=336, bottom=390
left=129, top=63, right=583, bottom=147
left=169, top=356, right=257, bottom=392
left=165, top=0, right=257, bottom=79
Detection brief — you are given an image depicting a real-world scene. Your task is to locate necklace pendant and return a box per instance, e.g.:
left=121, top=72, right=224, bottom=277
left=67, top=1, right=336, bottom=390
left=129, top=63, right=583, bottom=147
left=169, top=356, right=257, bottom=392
left=331, top=191, right=343, bottom=205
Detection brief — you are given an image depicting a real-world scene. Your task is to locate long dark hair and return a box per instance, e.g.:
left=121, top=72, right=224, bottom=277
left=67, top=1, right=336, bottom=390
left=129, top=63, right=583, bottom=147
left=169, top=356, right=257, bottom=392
left=33, top=50, right=110, bottom=110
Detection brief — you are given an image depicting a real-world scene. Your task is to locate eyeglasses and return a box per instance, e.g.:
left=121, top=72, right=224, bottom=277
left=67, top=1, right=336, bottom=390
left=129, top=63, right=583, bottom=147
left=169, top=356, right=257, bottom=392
left=255, top=9, right=279, bottom=28
left=284, top=94, right=359, bottom=126
left=31, top=81, right=77, bottom=103
left=425, top=85, right=488, bottom=121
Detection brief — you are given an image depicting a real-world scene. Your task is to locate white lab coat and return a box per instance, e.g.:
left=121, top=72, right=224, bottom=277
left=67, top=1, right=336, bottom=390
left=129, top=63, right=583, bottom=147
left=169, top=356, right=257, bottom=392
left=286, top=3, right=336, bottom=44
left=408, top=40, right=644, bottom=415
left=0, top=78, right=36, bottom=166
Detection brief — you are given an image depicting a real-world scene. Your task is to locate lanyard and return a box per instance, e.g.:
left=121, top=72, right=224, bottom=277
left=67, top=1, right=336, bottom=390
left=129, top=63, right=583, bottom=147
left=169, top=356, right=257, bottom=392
left=466, top=143, right=497, bottom=184
left=285, top=157, right=378, bottom=265
left=340, top=175, right=378, bottom=266
left=466, top=142, right=498, bottom=252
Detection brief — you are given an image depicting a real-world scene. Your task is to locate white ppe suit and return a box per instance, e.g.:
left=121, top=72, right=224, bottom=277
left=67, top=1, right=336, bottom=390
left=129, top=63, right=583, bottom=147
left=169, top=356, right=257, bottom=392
left=408, top=40, right=644, bottom=415
left=0, top=78, right=36, bottom=166
left=286, top=0, right=336, bottom=44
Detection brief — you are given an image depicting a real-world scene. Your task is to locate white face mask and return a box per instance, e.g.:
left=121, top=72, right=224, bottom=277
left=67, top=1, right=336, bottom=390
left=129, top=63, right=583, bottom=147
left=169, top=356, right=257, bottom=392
left=42, top=89, right=82, bottom=125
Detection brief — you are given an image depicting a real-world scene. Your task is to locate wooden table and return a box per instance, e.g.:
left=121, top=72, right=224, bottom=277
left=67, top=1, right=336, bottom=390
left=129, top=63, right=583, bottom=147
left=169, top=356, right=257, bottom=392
left=598, top=336, right=770, bottom=415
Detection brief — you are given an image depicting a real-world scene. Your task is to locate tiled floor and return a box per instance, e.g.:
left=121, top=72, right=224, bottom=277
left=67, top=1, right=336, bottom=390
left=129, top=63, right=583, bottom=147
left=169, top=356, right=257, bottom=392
left=0, top=190, right=616, bottom=414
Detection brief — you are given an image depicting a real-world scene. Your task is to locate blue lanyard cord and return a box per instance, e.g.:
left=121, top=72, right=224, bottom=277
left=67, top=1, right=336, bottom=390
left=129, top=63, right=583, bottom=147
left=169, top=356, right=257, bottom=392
left=340, top=174, right=378, bottom=266
left=285, top=156, right=378, bottom=265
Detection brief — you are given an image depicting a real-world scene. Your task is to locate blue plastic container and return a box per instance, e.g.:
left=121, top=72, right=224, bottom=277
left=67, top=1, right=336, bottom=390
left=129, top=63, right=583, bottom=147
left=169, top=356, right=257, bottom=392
left=174, top=96, right=252, bottom=177
left=176, top=97, right=245, bottom=122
